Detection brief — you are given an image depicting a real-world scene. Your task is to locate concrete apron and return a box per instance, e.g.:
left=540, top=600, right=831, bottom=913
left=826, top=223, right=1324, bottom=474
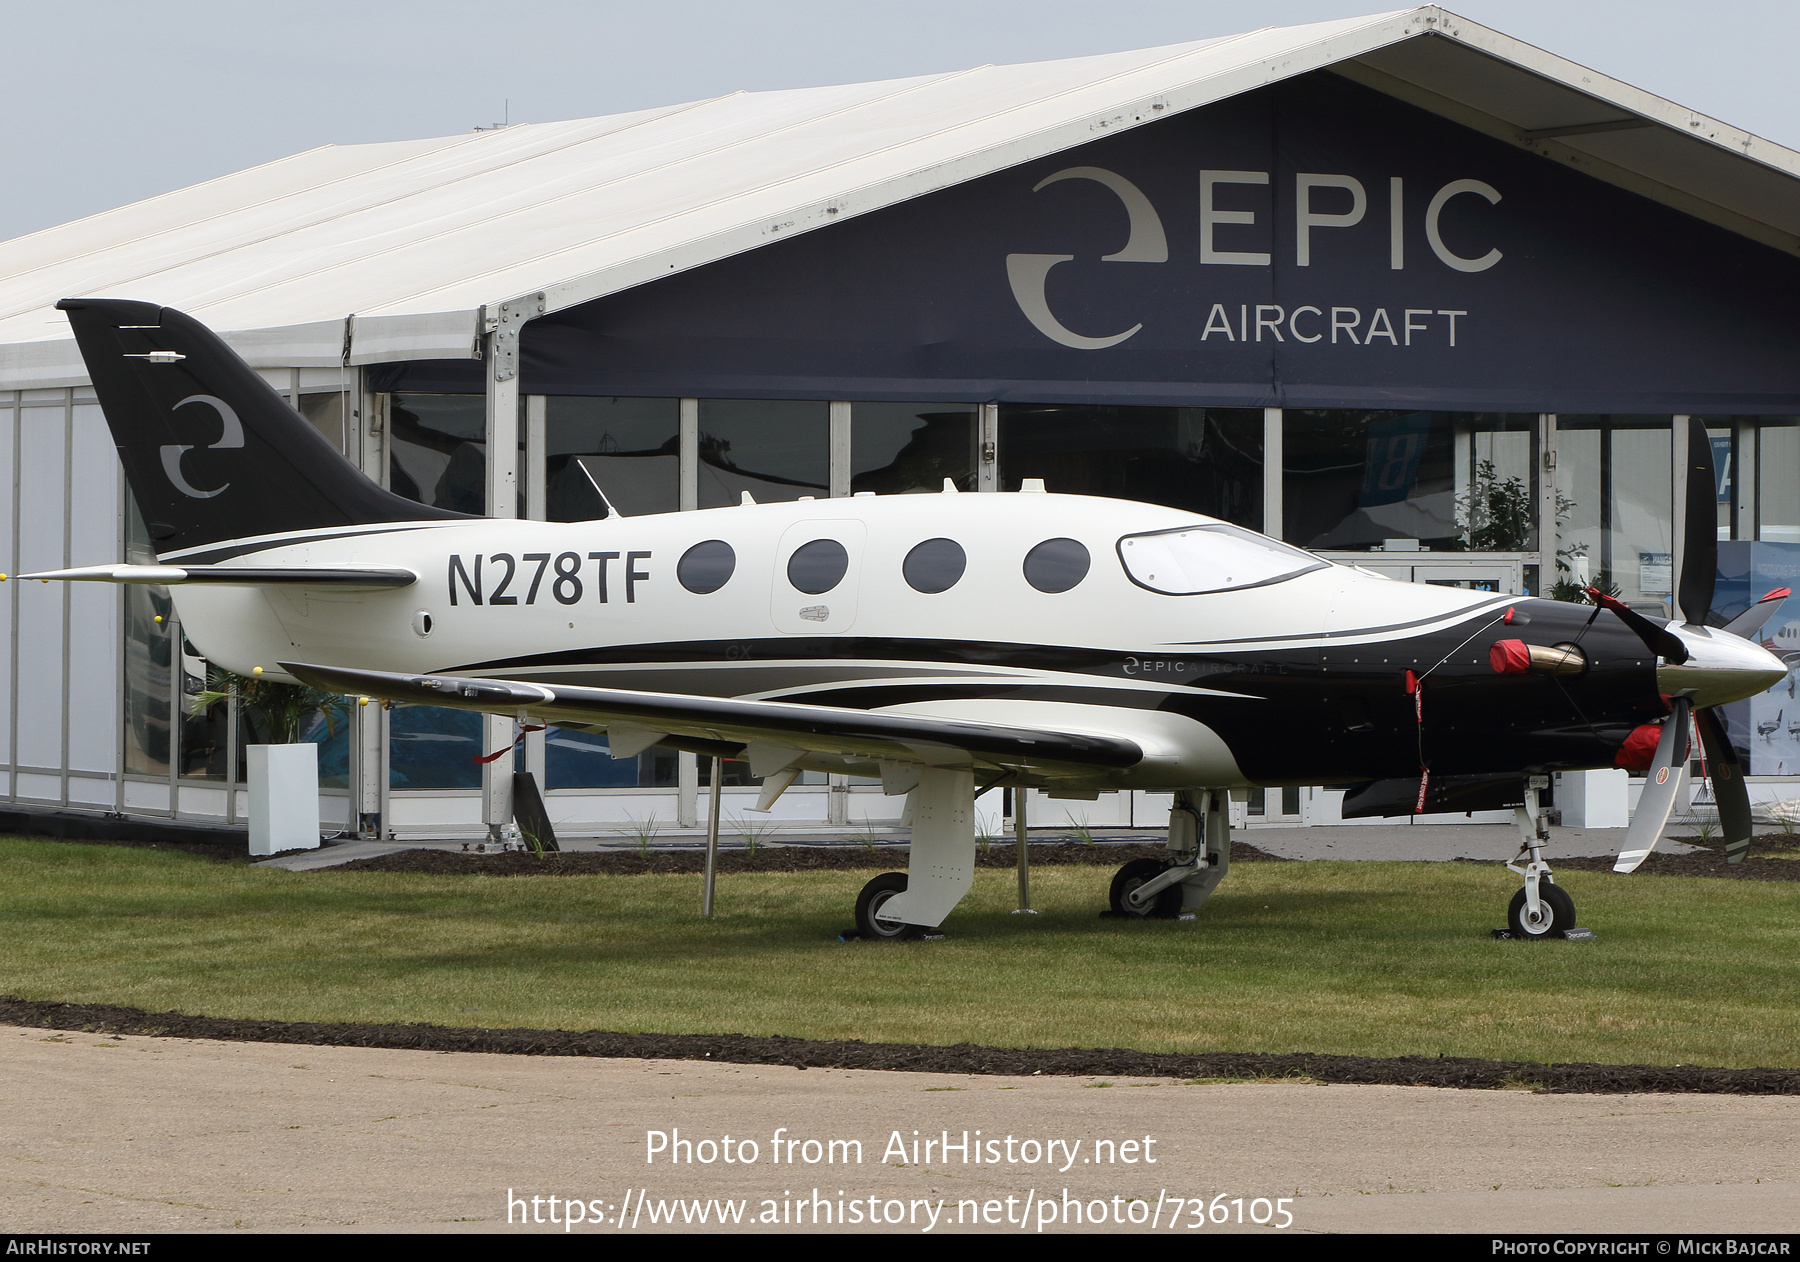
left=3, top=1025, right=1793, bottom=1234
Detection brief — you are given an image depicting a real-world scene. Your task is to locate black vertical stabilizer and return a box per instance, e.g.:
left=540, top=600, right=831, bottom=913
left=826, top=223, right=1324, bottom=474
left=56, top=298, right=467, bottom=556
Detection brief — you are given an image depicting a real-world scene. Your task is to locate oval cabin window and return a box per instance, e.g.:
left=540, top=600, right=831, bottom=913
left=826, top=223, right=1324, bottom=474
left=677, top=540, right=736, bottom=594
left=902, top=538, right=966, bottom=594
left=1022, top=538, right=1090, bottom=593
left=787, top=538, right=850, bottom=594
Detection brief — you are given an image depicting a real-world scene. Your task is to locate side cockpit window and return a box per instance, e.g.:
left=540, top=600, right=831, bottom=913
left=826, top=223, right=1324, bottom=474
left=1117, top=523, right=1325, bottom=595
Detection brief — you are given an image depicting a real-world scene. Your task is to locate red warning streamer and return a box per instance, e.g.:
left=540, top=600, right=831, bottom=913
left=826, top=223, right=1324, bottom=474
left=475, top=724, right=547, bottom=764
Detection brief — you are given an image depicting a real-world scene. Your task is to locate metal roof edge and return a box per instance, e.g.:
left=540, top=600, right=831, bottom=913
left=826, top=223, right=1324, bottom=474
left=481, top=9, right=1433, bottom=322
left=1420, top=7, right=1800, bottom=182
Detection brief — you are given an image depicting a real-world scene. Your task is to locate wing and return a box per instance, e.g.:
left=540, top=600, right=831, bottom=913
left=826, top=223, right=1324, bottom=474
left=283, top=662, right=1143, bottom=789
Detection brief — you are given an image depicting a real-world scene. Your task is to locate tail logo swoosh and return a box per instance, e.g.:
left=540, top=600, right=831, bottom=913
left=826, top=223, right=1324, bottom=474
left=160, top=394, right=244, bottom=499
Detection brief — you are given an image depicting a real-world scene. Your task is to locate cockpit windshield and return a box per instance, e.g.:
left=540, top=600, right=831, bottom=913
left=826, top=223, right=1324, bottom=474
left=1116, top=523, right=1326, bottom=595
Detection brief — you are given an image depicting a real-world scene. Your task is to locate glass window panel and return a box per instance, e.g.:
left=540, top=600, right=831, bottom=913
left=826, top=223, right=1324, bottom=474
left=1695, top=416, right=1762, bottom=541
left=1757, top=420, right=1800, bottom=544
left=298, top=391, right=348, bottom=454
left=179, top=637, right=226, bottom=780
left=122, top=492, right=172, bottom=778
left=389, top=704, right=483, bottom=790
left=700, top=757, right=762, bottom=788
left=999, top=405, right=1263, bottom=528
left=17, top=408, right=65, bottom=770
left=1283, top=410, right=1536, bottom=552
left=1556, top=416, right=1672, bottom=611
left=388, top=394, right=487, bottom=513
left=851, top=402, right=977, bottom=493
left=697, top=400, right=830, bottom=508
left=0, top=408, right=11, bottom=766
left=68, top=403, right=120, bottom=774
left=546, top=396, right=680, bottom=520
left=544, top=727, right=678, bottom=789
left=304, top=709, right=351, bottom=790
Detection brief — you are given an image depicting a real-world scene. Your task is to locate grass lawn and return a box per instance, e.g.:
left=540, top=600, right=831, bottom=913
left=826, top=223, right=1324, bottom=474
left=2, top=837, right=1797, bottom=1067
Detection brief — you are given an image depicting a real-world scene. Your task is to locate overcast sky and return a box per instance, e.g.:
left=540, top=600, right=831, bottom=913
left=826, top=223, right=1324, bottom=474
left=5, top=0, right=1798, bottom=243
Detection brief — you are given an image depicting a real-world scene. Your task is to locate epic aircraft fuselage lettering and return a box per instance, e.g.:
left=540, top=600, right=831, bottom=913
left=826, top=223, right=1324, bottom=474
left=448, top=551, right=652, bottom=606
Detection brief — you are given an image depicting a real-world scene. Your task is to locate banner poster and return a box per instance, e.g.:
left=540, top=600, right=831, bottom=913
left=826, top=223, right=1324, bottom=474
left=1717, top=541, right=1800, bottom=773
left=377, top=71, right=1800, bottom=413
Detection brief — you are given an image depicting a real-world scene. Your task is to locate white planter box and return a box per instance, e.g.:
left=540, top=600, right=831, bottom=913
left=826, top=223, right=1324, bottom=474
left=248, top=743, right=320, bottom=856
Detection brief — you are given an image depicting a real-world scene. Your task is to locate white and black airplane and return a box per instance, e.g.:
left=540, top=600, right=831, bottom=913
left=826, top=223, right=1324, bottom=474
left=30, top=299, right=1789, bottom=940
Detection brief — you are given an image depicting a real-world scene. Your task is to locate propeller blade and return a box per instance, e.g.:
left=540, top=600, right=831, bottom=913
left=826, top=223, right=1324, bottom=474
left=1721, top=586, right=1790, bottom=641
left=1615, top=695, right=1694, bottom=873
left=1588, top=588, right=1690, bottom=664
left=1694, top=705, right=1753, bottom=863
left=1680, top=416, right=1719, bottom=627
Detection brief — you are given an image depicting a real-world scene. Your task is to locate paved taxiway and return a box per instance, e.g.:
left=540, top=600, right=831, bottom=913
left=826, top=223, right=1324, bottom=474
left=3, top=1025, right=1794, bottom=1234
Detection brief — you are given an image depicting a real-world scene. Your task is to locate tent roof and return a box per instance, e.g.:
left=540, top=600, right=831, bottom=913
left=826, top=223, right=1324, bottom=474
left=6, top=5, right=1799, bottom=388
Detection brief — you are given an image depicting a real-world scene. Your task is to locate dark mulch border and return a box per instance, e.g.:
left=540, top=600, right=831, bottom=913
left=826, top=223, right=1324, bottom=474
left=322, top=839, right=1285, bottom=876
left=3, top=996, right=1792, bottom=1095
left=1546, top=835, right=1800, bottom=880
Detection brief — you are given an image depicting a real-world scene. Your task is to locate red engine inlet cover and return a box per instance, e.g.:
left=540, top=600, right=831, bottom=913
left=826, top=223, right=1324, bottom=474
left=1614, top=723, right=1663, bottom=772
left=1489, top=639, right=1532, bottom=674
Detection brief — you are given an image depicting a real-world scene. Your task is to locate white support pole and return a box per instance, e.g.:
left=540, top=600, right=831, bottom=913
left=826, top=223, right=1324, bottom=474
left=1012, top=786, right=1034, bottom=914
left=679, top=399, right=699, bottom=512
left=355, top=697, right=384, bottom=838
left=524, top=394, right=547, bottom=522
left=702, top=755, right=723, bottom=918
left=1671, top=414, right=1689, bottom=618
left=829, top=401, right=851, bottom=498
left=1734, top=419, right=1756, bottom=541
left=977, top=403, right=998, bottom=492
left=1538, top=413, right=1558, bottom=593
left=678, top=751, right=698, bottom=827
left=481, top=309, right=528, bottom=839
left=1263, top=407, right=1283, bottom=540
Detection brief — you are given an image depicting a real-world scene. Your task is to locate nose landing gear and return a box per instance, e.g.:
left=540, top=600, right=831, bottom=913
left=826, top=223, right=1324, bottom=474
left=1502, top=775, right=1583, bottom=939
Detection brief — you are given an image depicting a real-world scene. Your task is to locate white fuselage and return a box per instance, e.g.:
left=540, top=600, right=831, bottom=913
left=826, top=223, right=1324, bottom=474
left=167, top=491, right=1500, bottom=690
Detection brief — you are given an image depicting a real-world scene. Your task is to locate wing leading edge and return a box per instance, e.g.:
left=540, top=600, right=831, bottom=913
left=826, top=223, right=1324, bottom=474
left=282, top=662, right=1143, bottom=783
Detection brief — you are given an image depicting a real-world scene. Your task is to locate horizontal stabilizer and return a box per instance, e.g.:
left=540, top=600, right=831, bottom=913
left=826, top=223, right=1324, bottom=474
left=281, top=661, right=1143, bottom=778
left=18, top=564, right=415, bottom=590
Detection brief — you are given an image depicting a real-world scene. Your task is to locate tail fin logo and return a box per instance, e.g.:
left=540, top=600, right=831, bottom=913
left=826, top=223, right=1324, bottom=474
left=159, top=394, right=244, bottom=499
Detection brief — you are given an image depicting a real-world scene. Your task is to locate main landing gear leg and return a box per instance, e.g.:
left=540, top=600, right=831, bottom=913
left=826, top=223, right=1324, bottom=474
left=853, top=767, right=975, bottom=940
left=1504, top=775, right=1575, bottom=939
left=1108, top=789, right=1232, bottom=918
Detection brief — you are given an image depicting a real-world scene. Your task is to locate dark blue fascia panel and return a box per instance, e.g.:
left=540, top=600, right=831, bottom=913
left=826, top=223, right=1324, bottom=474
left=372, top=73, right=1800, bottom=413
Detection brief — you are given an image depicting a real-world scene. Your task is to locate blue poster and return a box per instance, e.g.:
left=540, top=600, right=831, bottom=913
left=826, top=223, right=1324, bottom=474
left=1717, top=541, right=1800, bottom=773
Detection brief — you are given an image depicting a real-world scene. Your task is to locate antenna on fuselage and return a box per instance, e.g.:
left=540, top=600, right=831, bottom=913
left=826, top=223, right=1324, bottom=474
left=574, top=458, right=623, bottom=518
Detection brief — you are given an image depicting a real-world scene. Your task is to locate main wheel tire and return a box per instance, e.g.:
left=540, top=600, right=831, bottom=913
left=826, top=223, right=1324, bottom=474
left=1109, top=858, right=1183, bottom=919
left=855, top=872, right=923, bottom=940
left=1507, top=882, right=1576, bottom=939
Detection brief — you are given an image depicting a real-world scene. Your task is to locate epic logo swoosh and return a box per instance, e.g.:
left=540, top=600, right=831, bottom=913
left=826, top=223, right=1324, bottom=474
left=160, top=394, right=244, bottom=499
left=1006, top=166, right=1167, bottom=350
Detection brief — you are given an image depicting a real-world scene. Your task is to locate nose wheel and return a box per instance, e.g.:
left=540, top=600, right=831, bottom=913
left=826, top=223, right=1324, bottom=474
left=1507, top=883, right=1575, bottom=939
